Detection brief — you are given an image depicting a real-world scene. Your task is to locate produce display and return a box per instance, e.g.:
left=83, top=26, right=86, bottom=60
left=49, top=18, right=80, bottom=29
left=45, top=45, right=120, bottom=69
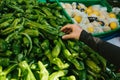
left=60, top=2, right=120, bottom=35
left=0, top=0, right=118, bottom=80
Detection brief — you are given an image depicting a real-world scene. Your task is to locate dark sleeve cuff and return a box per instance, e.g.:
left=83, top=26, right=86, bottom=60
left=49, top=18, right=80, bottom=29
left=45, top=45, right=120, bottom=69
left=79, top=30, right=90, bottom=41
left=79, top=30, right=101, bottom=52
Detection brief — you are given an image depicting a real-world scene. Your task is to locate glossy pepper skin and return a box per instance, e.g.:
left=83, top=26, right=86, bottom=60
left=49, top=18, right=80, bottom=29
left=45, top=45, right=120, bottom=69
left=38, top=61, right=49, bottom=80
left=0, top=13, right=13, bottom=23
left=59, top=38, right=84, bottom=70
left=51, top=39, right=61, bottom=58
left=19, top=61, right=36, bottom=80
left=82, top=45, right=106, bottom=70
left=25, top=21, right=58, bottom=36
left=51, top=57, right=69, bottom=70
left=48, top=70, right=68, bottom=80
left=86, top=58, right=101, bottom=74
left=0, top=18, right=13, bottom=29
left=41, top=39, right=69, bottom=70
left=1, top=18, right=21, bottom=35
left=63, top=49, right=84, bottom=70
left=41, top=40, right=50, bottom=50
left=23, top=29, right=39, bottom=37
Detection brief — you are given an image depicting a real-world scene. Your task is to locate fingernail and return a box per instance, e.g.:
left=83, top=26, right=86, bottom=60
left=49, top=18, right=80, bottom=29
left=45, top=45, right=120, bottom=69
left=62, top=36, right=65, bottom=39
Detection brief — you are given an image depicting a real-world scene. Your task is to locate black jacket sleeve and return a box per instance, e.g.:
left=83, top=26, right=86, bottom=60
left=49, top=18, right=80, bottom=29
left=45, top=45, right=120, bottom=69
left=79, top=30, right=120, bottom=68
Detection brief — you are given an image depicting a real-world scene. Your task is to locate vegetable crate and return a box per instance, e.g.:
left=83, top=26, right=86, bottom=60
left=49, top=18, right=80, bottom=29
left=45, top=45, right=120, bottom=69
left=55, top=0, right=120, bottom=38
left=37, top=0, right=46, bottom=2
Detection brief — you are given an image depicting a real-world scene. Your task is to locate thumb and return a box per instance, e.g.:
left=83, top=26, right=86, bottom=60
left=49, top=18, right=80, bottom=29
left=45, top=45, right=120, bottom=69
left=62, top=34, right=73, bottom=40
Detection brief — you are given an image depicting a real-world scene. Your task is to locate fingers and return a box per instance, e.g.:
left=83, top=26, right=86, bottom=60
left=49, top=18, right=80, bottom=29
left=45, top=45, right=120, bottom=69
left=62, top=28, right=72, bottom=34
left=60, top=24, right=73, bottom=31
left=62, top=34, right=73, bottom=39
left=61, top=24, right=74, bottom=39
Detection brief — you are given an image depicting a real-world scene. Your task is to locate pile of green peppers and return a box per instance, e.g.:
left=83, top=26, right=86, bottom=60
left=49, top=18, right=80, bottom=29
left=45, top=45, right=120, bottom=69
left=0, top=0, right=118, bottom=80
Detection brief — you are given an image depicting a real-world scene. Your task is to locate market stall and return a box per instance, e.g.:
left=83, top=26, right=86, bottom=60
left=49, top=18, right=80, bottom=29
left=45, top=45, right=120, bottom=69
left=0, top=0, right=120, bottom=80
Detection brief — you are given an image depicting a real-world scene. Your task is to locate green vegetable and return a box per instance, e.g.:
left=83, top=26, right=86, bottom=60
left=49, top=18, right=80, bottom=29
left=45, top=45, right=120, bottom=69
left=0, top=64, right=17, bottom=80
left=45, top=49, right=69, bottom=70
left=63, top=49, right=84, bottom=70
left=47, top=3, right=58, bottom=8
left=51, top=39, right=61, bottom=58
left=25, top=14, right=38, bottom=20
left=87, top=74, right=94, bottom=80
left=23, top=29, right=39, bottom=37
left=59, top=38, right=84, bottom=70
left=7, top=4, right=24, bottom=13
left=87, top=69, right=100, bottom=78
left=31, top=46, right=42, bottom=57
left=0, top=18, right=13, bottom=29
left=67, top=40, right=80, bottom=52
left=0, top=0, right=118, bottom=79
left=25, top=21, right=58, bottom=36
left=0, top=39, right=8, bottom=52
left=41, top=40, right=50, bottom=50
left=44, top=49, right=53, bottom=62
left=90, top=53, right=100, bottom=65
left=79, top=70, right=87, bottom=80
left=54, top=10, right=62, bottom=18
left=0, top=50, right=12, bottom=57
left=41, top=7, right=53, bottom=17
left=23, top=37, right=29, bottom=47
left=38, top=61, right=49, bottom=80
left=51, top=58, right=69, bottom=70
left=19, top=61, right=36, bottom=80
left=0, top=57, right=10, bottom=66
left=105, top=67, right=117, bottom=79
left=20, top=33, right=33, bottom=55
left=0, top=13, right=13, bottom=23
left=83, top=45, right=106, bottom=70
left=79, top=52, right=87, bottom=59
left=1, top=18, right=21, bottom=35
left=72, top=69, right=87, bottom=80
left=61, top=75, right=76, bottom=80
left=49, top=19, right=58, bottom=27
left=86, top=58, right=101, bottom=74
left=5, top=32, right=17, bottom=43
left=48, top=70, right=68, bottom=80
left=12, top=40, right=21, bottom=55
left=33, top=38, right=40, bottom=47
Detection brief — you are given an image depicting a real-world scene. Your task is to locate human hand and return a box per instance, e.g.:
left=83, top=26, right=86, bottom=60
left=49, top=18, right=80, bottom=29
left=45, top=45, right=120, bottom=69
left=61, top=24, right=83, bottom=40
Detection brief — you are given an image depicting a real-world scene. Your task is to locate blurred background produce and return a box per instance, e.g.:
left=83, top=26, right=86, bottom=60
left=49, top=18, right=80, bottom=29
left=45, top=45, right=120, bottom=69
left=60, top=2, right=120, bottom=36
